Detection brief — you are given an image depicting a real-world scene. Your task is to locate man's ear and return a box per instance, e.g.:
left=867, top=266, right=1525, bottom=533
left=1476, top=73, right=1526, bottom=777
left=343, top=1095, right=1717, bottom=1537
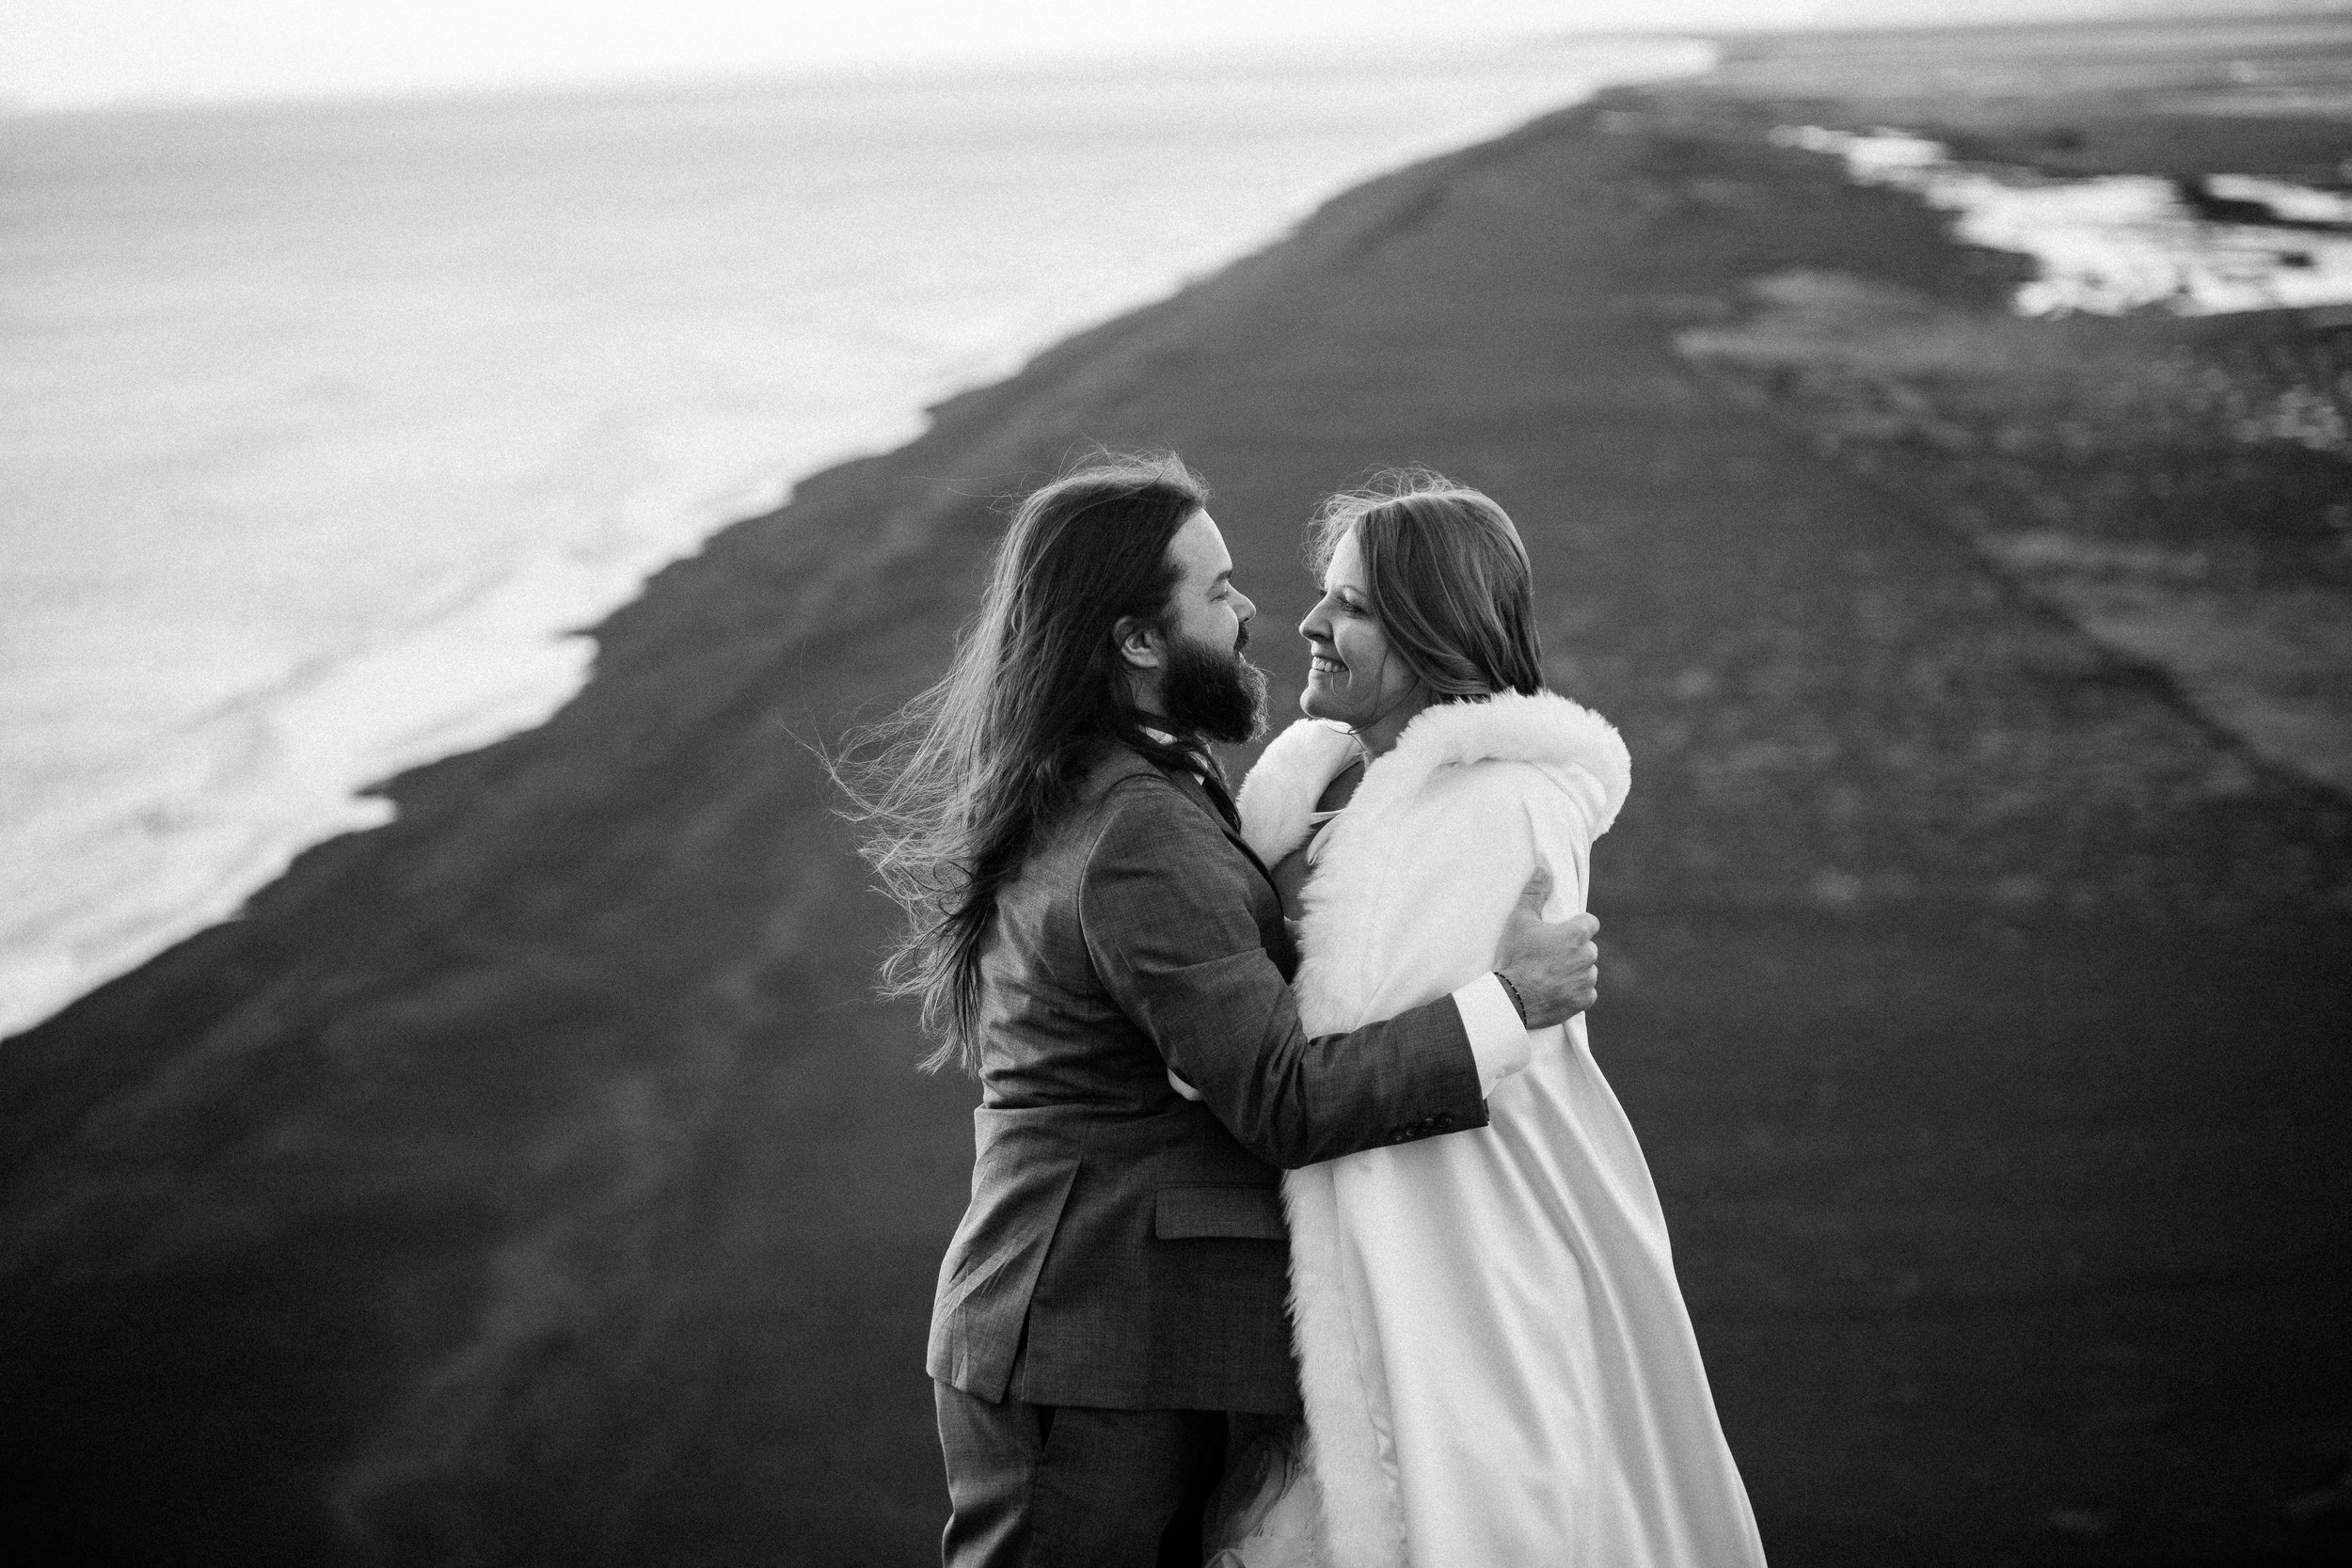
left=1112, top=615, right=1164, bottom=672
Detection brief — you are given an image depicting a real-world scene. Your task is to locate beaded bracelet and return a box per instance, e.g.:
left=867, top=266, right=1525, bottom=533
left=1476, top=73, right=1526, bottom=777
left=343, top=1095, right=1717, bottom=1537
left=1494, top=970, right=1530, bottom=1024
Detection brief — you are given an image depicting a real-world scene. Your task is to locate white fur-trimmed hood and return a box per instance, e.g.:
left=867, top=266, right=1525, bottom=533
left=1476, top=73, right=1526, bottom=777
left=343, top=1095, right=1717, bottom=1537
left=1237, top=689, right=1631, bottom=868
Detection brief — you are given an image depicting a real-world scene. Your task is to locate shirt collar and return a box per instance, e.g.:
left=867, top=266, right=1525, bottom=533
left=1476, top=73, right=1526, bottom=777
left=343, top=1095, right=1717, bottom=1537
left=1140, top=725, right=1216, bottom=783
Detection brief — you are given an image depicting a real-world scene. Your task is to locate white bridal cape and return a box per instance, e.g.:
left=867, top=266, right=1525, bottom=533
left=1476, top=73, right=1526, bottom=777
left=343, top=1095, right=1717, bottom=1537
left=1229, top=691, right=1766, bottom=1568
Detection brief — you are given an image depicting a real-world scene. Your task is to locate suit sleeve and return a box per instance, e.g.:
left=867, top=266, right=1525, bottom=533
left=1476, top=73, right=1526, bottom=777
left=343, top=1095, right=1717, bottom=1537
left=1079, top=779, right=1491, bottom=1169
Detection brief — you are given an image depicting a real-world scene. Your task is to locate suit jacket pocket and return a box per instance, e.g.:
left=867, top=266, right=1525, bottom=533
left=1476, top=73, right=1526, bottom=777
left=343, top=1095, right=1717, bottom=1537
left=1154, top=1182, right=1286, bottom=1242
left=930, top=1108, right=1085, bottom=1401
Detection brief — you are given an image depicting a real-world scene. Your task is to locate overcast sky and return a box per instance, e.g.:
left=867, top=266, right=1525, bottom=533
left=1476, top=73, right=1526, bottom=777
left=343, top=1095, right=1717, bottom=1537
left=0, top=1, right=2275, bottom=111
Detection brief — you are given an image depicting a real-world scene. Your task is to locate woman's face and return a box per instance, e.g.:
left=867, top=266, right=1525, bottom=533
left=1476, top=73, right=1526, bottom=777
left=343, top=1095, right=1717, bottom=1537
left=1298, top=527, right=1420, bottom=729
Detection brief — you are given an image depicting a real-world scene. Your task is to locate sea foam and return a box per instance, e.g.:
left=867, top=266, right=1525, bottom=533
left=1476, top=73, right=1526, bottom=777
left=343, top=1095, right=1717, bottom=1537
left=1775, top=124, right=2352, bottom=317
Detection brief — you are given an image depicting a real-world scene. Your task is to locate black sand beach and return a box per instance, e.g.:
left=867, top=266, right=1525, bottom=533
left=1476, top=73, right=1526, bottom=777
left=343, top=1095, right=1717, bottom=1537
left=6, top=16, right=2350, bottom=1566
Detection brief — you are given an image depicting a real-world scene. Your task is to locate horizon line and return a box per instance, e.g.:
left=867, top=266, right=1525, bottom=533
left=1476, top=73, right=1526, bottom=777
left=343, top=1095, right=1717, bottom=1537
left=18, top=4, right=2339, bottom=119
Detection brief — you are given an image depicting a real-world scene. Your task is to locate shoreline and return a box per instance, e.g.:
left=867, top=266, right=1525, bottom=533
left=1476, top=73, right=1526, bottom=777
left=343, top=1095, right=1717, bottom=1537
left=4, top=16, right=2349, bottom=1565
left=0, top=37, right=1710, bottom=1046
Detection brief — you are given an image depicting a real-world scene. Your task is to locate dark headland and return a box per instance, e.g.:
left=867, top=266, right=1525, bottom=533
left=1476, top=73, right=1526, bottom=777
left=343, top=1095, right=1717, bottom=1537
left=5, top=15, right=2349, bottom=1567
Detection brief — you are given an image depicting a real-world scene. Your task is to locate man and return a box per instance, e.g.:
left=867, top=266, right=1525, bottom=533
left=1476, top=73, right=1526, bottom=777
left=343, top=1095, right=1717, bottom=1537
left=838, top=454, right=1599, bottom=1566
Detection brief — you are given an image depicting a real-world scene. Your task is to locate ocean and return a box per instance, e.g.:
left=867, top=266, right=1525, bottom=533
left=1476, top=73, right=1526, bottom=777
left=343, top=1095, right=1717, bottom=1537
left=0, top=35, right=1713, bottom=1038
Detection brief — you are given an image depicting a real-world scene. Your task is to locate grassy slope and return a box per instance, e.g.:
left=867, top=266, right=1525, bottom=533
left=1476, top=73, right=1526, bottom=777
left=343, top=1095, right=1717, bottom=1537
left=3, top=19, right=2348, bottom=1566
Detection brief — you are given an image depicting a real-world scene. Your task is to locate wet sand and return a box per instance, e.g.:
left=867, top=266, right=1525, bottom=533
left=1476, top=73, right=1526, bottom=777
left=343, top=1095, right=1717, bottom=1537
left=5, top=16, right=2350, bottom=1566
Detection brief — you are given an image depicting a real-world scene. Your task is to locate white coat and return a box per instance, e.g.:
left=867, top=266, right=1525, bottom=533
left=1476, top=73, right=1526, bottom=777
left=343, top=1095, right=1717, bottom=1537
left=1235, top=690, right=1766, bottom=1568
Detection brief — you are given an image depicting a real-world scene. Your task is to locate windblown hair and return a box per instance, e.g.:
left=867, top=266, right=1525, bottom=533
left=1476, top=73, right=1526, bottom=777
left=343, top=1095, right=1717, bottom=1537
left=834, top=452, right=1212, bottom=1074
left=1311, top=468, right=1544, bottom=701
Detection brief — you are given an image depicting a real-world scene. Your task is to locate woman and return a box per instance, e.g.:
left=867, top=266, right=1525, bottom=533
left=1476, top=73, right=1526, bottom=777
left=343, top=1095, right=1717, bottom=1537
left=1206, top=473, right=1766, bottom=1568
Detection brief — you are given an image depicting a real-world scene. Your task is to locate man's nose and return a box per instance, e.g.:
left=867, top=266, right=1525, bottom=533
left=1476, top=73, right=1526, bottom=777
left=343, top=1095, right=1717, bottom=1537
left=1232, top=590, right=1255, bottom=623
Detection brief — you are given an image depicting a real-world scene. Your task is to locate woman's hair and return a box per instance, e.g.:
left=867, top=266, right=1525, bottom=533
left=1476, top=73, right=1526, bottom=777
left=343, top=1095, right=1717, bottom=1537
left=1311, top=468, right=1544, bottom=701
left=832, top=451, right=1211, bottom=1074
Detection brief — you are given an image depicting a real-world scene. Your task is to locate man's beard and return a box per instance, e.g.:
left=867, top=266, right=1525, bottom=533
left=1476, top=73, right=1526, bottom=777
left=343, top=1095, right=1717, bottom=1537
left=1162, top=624, right=1268, bottom=746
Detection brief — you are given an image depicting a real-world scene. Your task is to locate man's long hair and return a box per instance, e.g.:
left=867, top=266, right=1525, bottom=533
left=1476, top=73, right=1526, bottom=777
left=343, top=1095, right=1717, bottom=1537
left=834, top=452, right=1212, bottom=1074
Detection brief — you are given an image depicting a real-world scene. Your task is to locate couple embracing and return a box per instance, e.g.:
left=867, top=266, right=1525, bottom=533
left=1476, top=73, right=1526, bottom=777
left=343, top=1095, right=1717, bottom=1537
left=841, top=454, right=1765, bottom=1567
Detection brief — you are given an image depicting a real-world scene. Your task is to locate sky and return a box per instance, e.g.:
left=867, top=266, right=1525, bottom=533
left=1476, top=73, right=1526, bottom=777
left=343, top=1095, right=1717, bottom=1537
left=0, top=0, right=2315, bottom=111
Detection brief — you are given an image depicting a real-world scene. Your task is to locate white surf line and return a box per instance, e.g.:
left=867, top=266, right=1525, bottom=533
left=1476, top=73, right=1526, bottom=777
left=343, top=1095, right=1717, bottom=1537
left=1774, top=125, right=2352, bottom=320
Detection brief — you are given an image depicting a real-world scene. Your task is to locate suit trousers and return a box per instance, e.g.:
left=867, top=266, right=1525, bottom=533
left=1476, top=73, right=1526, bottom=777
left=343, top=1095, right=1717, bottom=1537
left=935, top=1380, right=1229, bottom=1568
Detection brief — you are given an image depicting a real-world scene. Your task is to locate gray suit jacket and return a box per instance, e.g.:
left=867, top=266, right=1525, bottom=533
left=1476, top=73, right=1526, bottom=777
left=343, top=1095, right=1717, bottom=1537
left=927, top=743, right=1491, bottom=1414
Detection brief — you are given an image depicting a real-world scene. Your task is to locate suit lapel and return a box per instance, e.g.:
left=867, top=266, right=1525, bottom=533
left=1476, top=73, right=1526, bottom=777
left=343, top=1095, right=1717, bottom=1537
left=1162, top=764, right=1279, bottom=891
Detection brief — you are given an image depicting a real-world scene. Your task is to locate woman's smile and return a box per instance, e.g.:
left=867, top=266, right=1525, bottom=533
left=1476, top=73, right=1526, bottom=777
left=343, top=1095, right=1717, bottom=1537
left=1296, top=527, right=1423, bottom=737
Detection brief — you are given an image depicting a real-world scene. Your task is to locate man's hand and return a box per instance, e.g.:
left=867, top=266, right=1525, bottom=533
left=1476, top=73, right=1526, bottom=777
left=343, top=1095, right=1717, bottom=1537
left=1495, top=866, right=1599, bottom=1029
